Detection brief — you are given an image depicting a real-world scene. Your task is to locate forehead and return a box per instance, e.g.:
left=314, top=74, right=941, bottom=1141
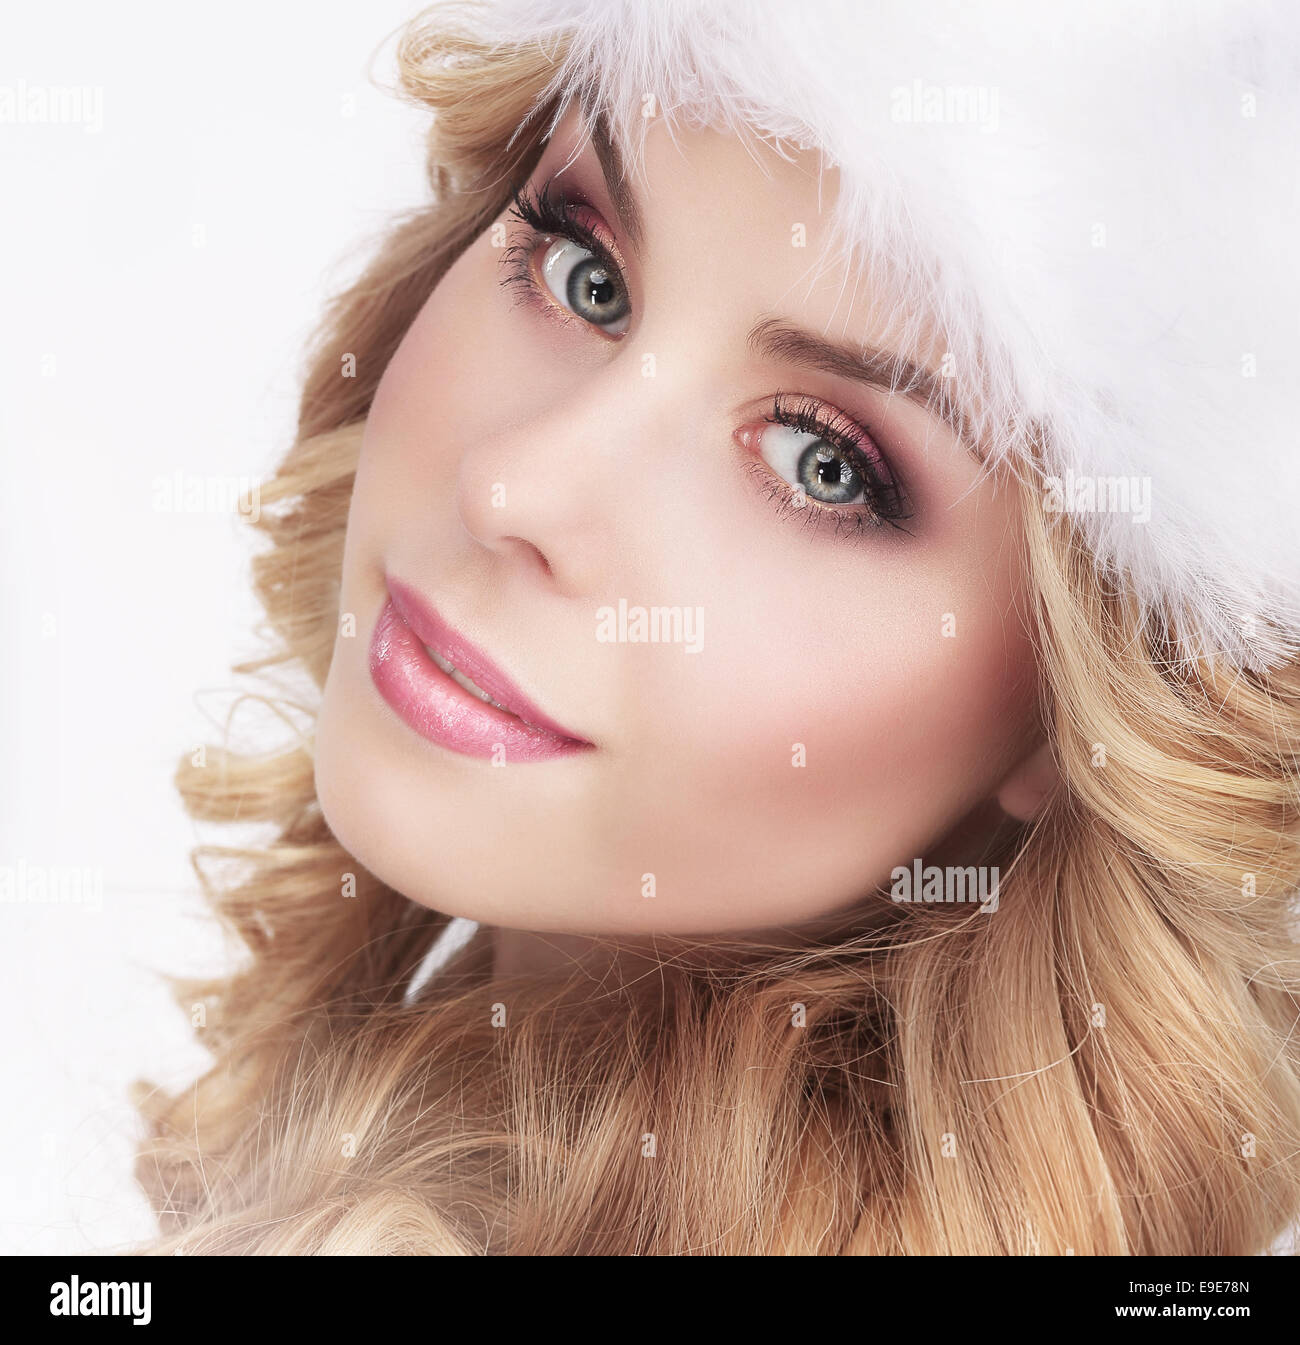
left=533, top=99, right=957, bottom=428
left=540, top=103, right=860, bottom=298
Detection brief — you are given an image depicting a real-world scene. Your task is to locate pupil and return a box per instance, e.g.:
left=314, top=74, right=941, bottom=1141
left=567, top=259, right=626, bottom=324
left=797, top=441, right=863, bottom=504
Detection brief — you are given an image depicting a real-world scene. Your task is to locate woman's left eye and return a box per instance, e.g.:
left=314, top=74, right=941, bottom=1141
left=739, top=393, right=912, bottom=530
left=758, top=423, right=871, bottom=507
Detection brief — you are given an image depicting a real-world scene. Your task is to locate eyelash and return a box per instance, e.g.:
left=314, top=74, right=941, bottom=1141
left=755, top=392, right=912, bottom=534
left=498, top=180, right=624, bottom=327
left=497, top=178, right=913, bottom=538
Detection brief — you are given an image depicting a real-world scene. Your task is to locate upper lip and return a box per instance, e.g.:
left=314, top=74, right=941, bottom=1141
left=385, top=576, right=590, bottom=744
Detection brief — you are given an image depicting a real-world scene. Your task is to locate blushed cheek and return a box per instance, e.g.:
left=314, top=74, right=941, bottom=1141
left=364, top=324, right=456, bottom=483
left=865, top=628, right=1034, bottom=821
left=692, top=647, right=990, bottom=812
left=360, top=251, right=521, bottom=487
left=655, top=571, right=1036, bottom=895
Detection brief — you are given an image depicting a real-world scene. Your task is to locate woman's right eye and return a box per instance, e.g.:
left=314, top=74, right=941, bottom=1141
left=535, top=235, right=631, bottom=334
left=501, top=182, right=633, bottom=337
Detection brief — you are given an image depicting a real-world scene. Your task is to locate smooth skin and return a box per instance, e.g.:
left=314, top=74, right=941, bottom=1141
left=315, top=101, right=1056, bottom=971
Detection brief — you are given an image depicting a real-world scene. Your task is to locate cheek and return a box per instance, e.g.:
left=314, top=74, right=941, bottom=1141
left=357, top=246, right=537, bottom=495
left=633, top=521, right=1035, bottom=886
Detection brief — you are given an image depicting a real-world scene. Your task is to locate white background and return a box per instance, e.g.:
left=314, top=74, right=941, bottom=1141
left=0, top=0, right=432, bottom=1253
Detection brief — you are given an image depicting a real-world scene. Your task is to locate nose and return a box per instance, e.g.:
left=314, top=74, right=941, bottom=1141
left=453, top=360, right=669, bottom=598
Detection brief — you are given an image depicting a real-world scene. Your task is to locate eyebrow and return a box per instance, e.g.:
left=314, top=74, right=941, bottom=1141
left=582, top=112, right=979, bottom=459
left=588, top=110, right=646, bottom=257
left=747, top=318, right=980, bottom=458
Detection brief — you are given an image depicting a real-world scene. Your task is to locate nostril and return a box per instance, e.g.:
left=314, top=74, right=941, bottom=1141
left=510, top=537, right=553, bottom=578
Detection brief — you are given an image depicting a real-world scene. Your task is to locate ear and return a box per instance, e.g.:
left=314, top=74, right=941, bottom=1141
left=995, top=740, right=1060, bottom=822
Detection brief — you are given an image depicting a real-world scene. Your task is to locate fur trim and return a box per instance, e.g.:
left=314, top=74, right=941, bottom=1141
left=457, top=0, right=1300, bottom=669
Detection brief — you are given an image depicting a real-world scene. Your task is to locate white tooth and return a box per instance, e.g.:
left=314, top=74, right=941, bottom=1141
left=425, top=645, right=513, bottom=714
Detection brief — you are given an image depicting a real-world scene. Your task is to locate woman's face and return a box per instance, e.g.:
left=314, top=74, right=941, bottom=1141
left=315, top=102, right=1043, bottom=936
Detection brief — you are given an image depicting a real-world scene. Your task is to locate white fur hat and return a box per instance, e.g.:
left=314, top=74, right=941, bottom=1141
left=449, top=0, right=1300, bottom=669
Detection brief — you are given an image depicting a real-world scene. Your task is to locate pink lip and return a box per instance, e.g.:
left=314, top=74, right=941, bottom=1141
left=368, top=577, right=592, bottom=761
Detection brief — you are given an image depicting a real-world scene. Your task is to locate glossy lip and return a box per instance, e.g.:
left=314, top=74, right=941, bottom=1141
left=368, top=576, right=593, bottom=761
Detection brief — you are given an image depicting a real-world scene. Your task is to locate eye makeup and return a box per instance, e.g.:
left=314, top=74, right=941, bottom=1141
left=746, top=392, right=912, bottom=532
left=499, top=179, right=631, bottom=336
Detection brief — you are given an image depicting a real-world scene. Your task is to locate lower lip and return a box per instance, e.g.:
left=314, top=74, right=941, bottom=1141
left=368, top=598, right=591, bottom=762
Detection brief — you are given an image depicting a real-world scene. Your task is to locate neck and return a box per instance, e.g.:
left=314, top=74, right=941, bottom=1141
left=491, top=926, right=603, bottom=977
left=486, top=803, right=1021, bottom=980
